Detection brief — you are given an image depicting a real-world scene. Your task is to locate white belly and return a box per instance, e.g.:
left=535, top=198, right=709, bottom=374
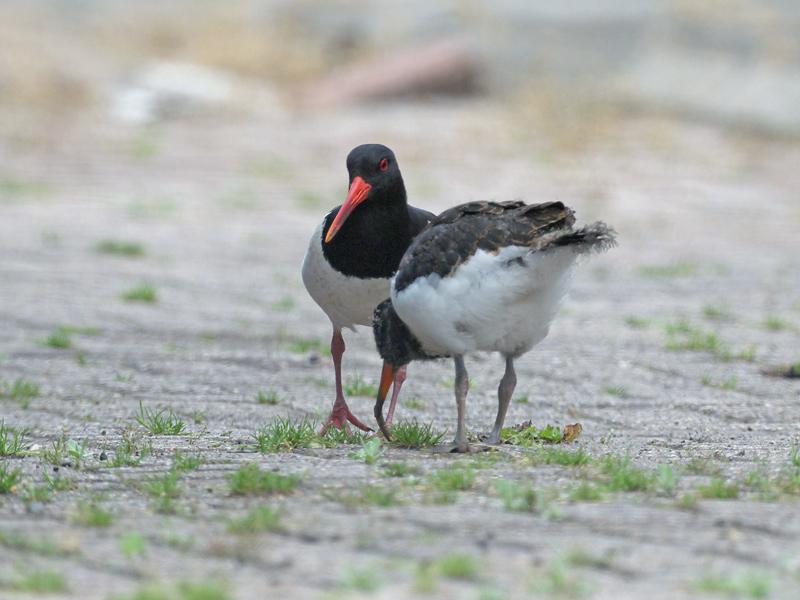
left=301, top=221, right=391, bottom=331
left=392, top=246, right=577, bottom=357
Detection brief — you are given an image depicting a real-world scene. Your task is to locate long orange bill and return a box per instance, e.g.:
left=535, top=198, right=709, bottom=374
left=374, top=361, right=395, bottom=440
left=324, top=176, right=372, bottom=243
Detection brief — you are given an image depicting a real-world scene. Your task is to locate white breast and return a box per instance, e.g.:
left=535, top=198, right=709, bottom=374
left=301, top=220, right=391, bottom=331
left=392, top=245, right=577, bottom=357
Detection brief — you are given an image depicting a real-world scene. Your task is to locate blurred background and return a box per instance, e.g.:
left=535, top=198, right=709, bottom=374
left=2, top=2, right=800, bottom=599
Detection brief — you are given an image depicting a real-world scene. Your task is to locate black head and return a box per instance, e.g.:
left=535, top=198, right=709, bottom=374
left=325, top=144, right=406, bottom=243
left=346, top=144, right=403, bottom=198
left=372, top=298, right=434, bottom=368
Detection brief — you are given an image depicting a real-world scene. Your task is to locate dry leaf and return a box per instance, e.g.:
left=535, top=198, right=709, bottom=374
left=562, top=423, right=583, bottom=442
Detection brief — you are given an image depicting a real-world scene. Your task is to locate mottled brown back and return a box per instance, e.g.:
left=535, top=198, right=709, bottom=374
left=393, top=200, right=575, bottom=292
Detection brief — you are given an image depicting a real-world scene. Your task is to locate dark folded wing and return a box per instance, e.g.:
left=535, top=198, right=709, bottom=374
left=394, top=200, right=575, bottom=292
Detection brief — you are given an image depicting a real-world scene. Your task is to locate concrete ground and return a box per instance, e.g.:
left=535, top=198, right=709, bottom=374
left=1, top=100, right=799, bottom=599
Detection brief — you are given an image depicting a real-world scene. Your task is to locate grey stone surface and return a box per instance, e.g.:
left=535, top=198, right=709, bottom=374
left=1, top=99, right=799, bottom=599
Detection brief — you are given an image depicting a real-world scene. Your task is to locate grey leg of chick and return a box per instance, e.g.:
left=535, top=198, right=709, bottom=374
left=452, top=354, right=470, bottom=452
left=487, top=356, right=516, bottom=444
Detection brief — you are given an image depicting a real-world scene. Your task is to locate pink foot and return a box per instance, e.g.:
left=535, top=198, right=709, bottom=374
left=320, top=399, right=373, bottom=435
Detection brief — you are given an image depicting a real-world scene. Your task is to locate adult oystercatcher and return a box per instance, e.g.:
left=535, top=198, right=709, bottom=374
left=301, top=144, right=434, bottom=433
left=372, top=200, right=616, bottom=451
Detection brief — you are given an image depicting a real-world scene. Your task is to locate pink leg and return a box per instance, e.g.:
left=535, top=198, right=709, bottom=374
left=320, top=329, right=372, bottom=434
left=384, top=365, right=407, bottom=429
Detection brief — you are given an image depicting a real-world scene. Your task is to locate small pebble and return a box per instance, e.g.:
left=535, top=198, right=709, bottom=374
left=99, top=451, right=107, bottom=461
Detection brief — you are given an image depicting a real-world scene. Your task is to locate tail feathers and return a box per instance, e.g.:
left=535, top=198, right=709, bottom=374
left=545, top=222, right=617, bottom=254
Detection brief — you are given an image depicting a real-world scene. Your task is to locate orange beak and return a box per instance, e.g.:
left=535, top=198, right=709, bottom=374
left=374, top=361, right=395, bottom=439
left=325, top=176, right=372, bottom=243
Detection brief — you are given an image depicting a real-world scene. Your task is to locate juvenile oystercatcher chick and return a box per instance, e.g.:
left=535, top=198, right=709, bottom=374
left=372, top=200, right=616, bottom=451
left=301, top=144, right=434, bottom=433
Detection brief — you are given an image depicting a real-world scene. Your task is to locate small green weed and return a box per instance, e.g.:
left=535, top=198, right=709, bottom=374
left=96, top=240, right=145, bottom=257
left=72, top=499, right=114, bottom=527
left=527, top=446, right=590, bottom=466
left=697, top=478, right=739, bottom=499
left=404, top=396, right=425, bottom=410
left=256, top=390, right=280, bottom=405
left=252, top=417, right=317, bottom=452
left=228, top=463, right=300, bottom=496
left=110, top=431, right=152, bottom=467
left=599, top=454, right=654, bottom=492
left=692, top=572, right=771, bottom=599
left=0, top=420, right=27, bottom=457
left=121, top=283, right=157, bottom=303
left=286, top=337, right=329, bottom=355
left=434, top=553, right=479, bottom=580
left=390, top=420, right=445, bottom=448
left=343, top=374, right=378, bottom=397
left=119, top=532, right=147, bottom=558
left=0, top=463, right=22, bottom=493
left=135, top=402, right=186, bottom=435
left=10, top=568, right=68, bottom=593
left=143, top=471, right=182, bottom=514
left=0, top=378, right=40, bottom=407
left=637, top=261, right=696, bottom=278
left=763, top=315, right=790, bottom=331
left=227, top=505, right=282, bottom=534
left=349, top=438, right=383, bottom=464
left=381, top=462, right=420, bottom=478
left=494, top=480, right=537, bottom=512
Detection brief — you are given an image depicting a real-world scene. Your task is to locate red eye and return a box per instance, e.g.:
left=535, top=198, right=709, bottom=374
left=379, top=158, right=389, bottom=171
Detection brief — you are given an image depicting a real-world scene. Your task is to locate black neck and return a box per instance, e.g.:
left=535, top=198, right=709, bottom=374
left=373, top=299, right=441, bottom=366
left=322, top=182, right=412, bottom=279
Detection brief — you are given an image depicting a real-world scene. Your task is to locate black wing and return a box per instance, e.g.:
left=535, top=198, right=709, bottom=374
left=394, top=200, right=575, bottom=292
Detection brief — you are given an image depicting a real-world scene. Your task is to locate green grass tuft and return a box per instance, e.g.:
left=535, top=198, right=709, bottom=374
left=10, top=568, right=68, bottom=593
left=0, top=462, right=23, bottom=493
left=135, top=402, right=186, bottom=435
left=569, top=481, right=604, bottom=502
left=692, top=572, right=771, bottom=599
left=252, top=417, right=317, bottom=452
left=285, top=337, right=330, bottom=355
left=599, top=454, right=655, bottom=492
left=428, top=468, right=475, bottom=493
left=528, top=446, right=590, bottom=466
left=603, top=385, right=628, bottom=397
left=0, top=377, right=40, bottom=408
left=697, top=477, right=739, bottom=499
left=434, top=553, right=480, bottom=580
left=119, top=532, right=147, bottom=558
left=72, top=499, right=114, bottom=527
left=227, top=505, right=282, bottom=534
left=228, top=463, right=300, bottom=496
left=389, top=420, right=446, bottom=448
left=349, top=438, right=383, bottom=464
left=0, top=420, right=27, bottom=457
left=110, top=432, right=152, bottom=467
left=121, top=283, right=158, bottom=303
left=501, top=423, right=563, bottom=446
left=143, top=471, right=182, bottom=514
left=624, top=315, right=650, bottom=329
left=494, top=480, right=537, bottom=512
left=403, top=396, right=425, bottom=410
left=637, top=261, right=696, bottom=278
left=96, top=239, right=145, bottom=257
left=343, top=374, right=378, bottom=397
left=43, top=328, right=72, bottom=348
left=256, top=390, right=281, bottom=405
left=381, top=462, right=420, bottom=478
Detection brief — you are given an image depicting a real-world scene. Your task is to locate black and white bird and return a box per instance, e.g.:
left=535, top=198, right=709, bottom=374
left=372, top=200, right=616, bottom=451
left=301, top=144, right=434, bottom=433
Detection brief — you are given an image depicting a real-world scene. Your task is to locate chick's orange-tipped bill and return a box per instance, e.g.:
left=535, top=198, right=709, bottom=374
left=325, top=176, right=372, bottom=243
left=374, top=361, right=394, bottom=440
